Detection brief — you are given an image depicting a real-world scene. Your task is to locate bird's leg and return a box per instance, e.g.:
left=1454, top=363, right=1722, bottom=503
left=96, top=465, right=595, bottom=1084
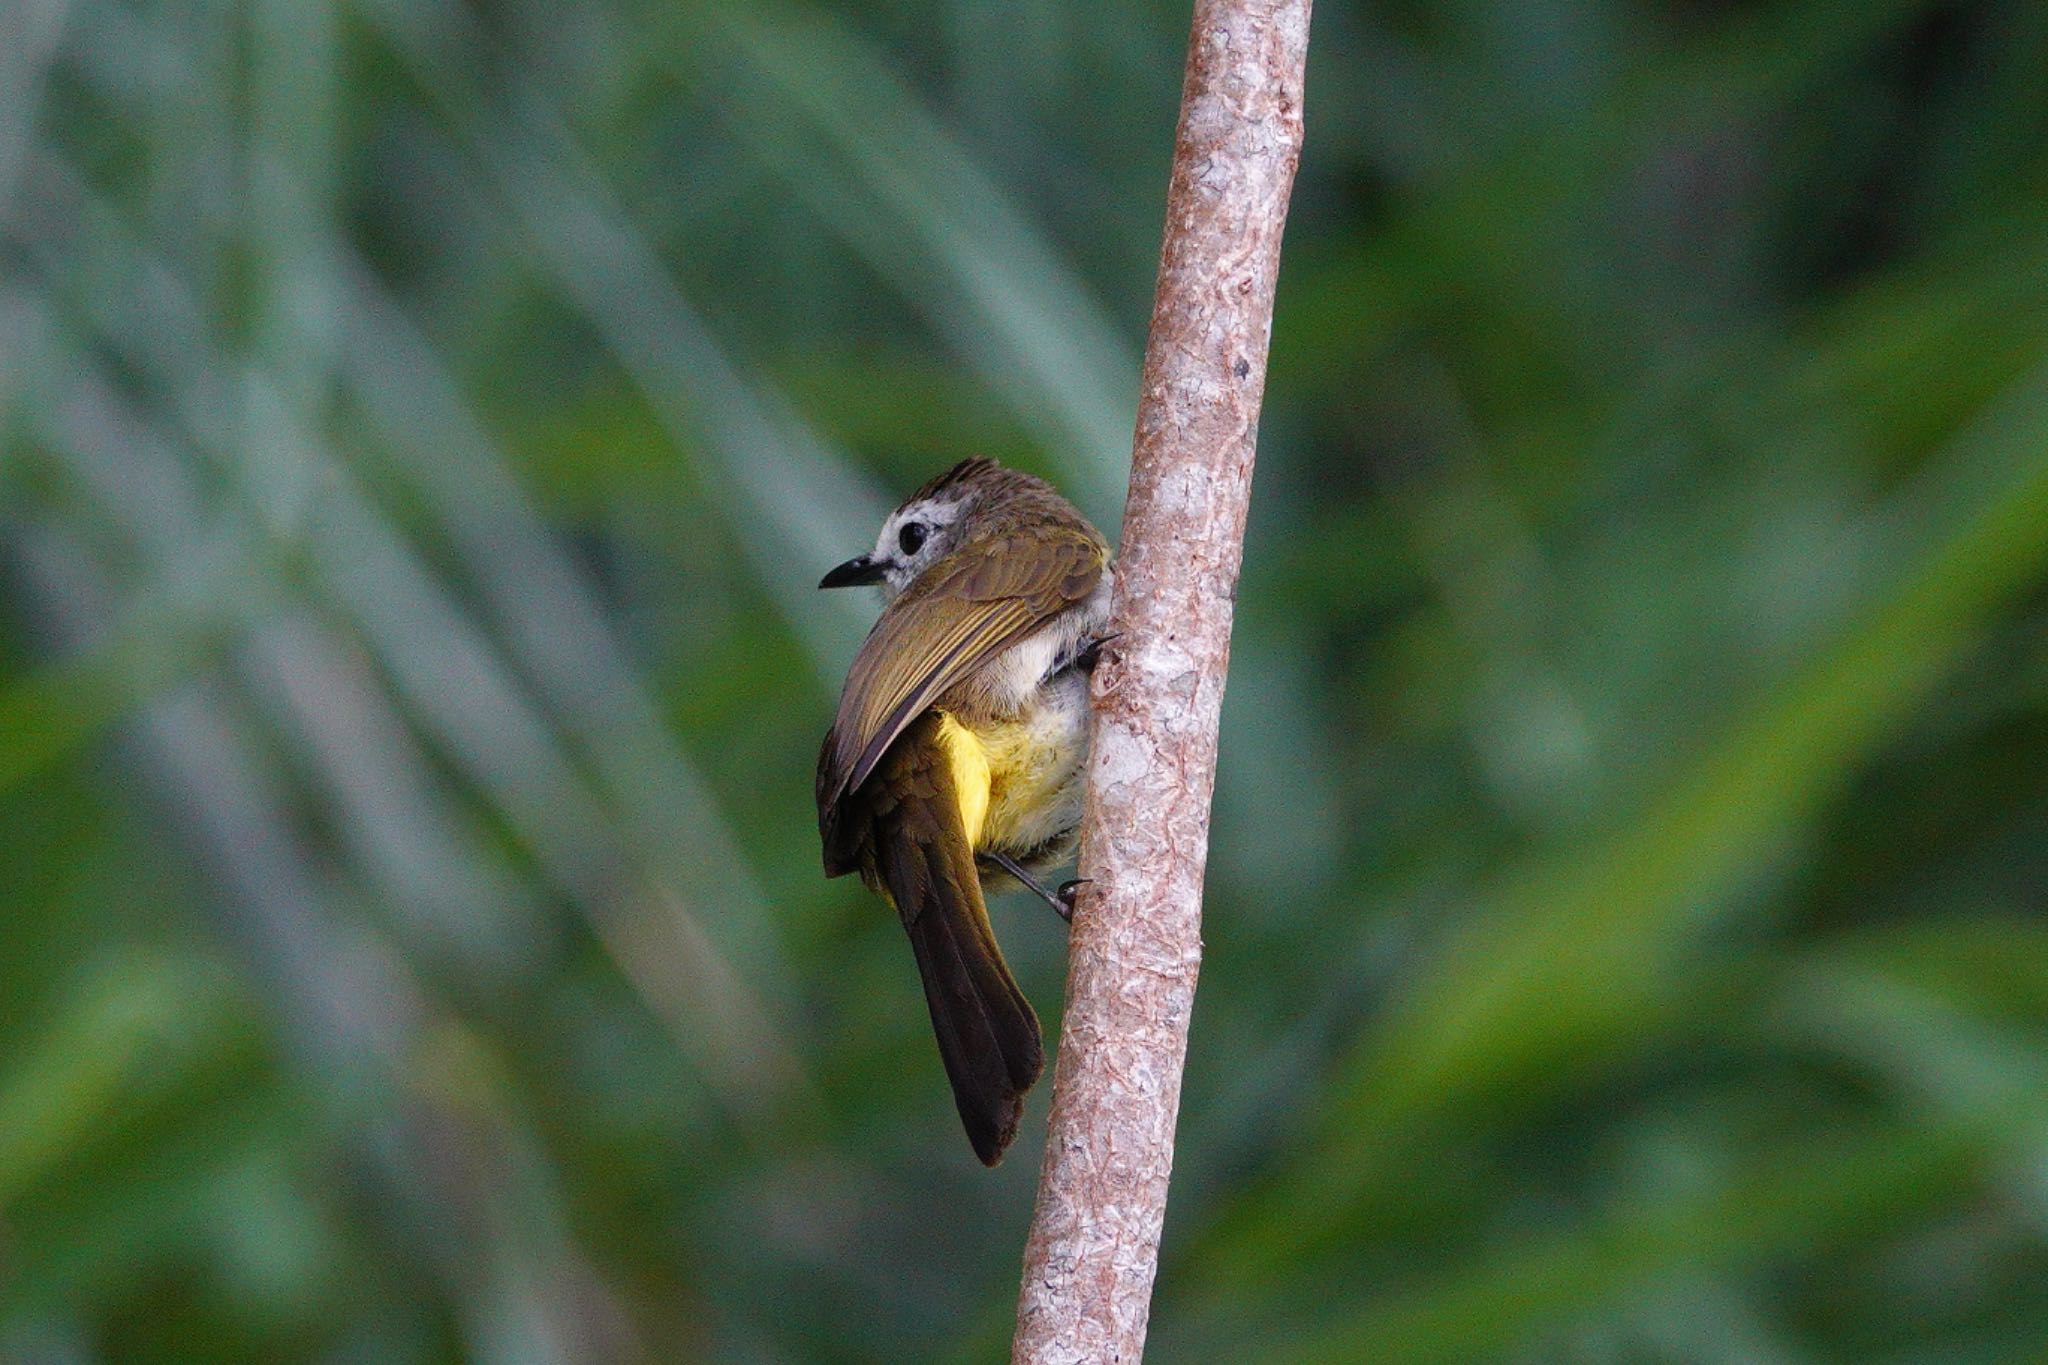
left=980, top=849, right=1075, bottom=924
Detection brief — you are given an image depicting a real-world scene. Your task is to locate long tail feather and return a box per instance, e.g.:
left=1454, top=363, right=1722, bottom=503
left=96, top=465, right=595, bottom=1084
left=857, top=712, right=1043, bottom=1165
left=896, top=841, right=1042, bottom=1163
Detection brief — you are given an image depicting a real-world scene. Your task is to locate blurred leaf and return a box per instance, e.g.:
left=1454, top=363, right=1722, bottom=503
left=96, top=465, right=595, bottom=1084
left=1269, top=921, right=2048, bottom=1363
left=701, top=0, right=1136, bottom=524
left=1277, top=1116, right=1999, bottom=1365
left=1201, top=356, right=2048, bottom=1288
left=0, top=952, right=235, bottom=1210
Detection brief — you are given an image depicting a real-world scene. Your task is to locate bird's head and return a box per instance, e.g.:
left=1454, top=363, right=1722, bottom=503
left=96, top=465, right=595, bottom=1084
left=818, top=457, right=1040, bottom=599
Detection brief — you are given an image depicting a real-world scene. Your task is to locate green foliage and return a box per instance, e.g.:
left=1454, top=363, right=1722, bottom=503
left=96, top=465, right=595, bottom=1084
left=3, top=0, right=2046, bottom=1359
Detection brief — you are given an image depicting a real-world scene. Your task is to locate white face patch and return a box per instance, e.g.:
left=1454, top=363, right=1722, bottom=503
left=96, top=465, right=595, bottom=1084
left=871, top=495, right=968, bottom=597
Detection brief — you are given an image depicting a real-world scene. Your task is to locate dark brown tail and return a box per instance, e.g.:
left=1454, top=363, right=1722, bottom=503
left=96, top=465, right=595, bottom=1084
left=853, top=712, right=1043, bottom=1165
left=894, top=844, right=1043, bottom=1164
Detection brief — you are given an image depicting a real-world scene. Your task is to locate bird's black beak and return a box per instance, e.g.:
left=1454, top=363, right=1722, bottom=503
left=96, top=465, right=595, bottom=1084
left=819, top=554, right=887, bottom=589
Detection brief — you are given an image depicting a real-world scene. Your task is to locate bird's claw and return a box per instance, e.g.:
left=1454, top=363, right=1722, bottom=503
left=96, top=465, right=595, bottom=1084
left=1074, top=632, right=1122, bottom=673
left=1054, top=879, right=1091, bottom=922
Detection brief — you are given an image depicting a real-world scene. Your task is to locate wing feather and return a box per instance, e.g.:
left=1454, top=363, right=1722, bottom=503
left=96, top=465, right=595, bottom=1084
left=818, top=528, right=1103, bottom=823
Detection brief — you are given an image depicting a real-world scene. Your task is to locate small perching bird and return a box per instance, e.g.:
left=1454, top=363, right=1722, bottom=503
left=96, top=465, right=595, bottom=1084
left=816, top=458, right=1113, bottom=1165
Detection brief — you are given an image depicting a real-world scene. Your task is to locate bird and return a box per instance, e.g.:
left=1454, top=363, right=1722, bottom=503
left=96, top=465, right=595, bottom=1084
left=816, top=457, right=1113, bottom=1165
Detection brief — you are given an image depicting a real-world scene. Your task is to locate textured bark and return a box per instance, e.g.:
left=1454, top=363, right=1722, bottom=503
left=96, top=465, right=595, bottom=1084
left=1011, top=1, right=1311, bottom=1360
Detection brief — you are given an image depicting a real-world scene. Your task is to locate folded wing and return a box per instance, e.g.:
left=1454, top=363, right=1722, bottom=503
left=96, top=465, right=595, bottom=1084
left=816, top=526, right=1104, bottom=867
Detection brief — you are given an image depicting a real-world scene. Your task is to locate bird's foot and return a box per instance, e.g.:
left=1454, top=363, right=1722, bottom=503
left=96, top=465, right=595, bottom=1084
left=1073, top=632, right=1122, bottom=673
left=1055, top=879, right=1090, bottom=922
left=981, top=850, right=1079, bottom=927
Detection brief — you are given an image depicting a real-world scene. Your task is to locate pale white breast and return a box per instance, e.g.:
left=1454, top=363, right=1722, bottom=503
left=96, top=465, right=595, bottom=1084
left=977, top=668, right=1092, bottom=861
left=976, top=575, right=1113, bottom=714
left=957, top=572, right=1110, bottom=871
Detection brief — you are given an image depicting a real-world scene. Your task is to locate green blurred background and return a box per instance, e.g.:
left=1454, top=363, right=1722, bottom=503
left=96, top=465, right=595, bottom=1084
left=4, top=0, right=2048, bottom=1359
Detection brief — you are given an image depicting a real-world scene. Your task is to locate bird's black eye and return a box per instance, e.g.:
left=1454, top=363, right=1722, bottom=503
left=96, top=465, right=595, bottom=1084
left=898, top=522, right=928, bottom=555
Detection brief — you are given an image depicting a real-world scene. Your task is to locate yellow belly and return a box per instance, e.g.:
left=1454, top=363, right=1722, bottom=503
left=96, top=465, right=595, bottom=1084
left=934, top=713, right=993, bottom=846
left=934, top=702, right=1088, bottom=858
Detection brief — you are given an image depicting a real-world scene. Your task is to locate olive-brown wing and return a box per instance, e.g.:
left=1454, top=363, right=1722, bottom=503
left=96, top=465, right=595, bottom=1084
left=816, top=527, right=1104, bottom=843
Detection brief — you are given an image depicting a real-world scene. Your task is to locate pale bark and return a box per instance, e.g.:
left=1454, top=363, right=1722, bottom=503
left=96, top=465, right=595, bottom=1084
left=1011, top=1, right=1312, bottom=1360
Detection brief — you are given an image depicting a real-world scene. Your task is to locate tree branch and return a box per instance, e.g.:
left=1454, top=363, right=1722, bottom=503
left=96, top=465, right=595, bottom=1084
left=1012, top=2, right=1311, bottom=1360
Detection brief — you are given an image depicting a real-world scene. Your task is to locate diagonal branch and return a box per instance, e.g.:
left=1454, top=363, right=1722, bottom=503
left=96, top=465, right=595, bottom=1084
left=1013, top=1, right=1312, bottom=1360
